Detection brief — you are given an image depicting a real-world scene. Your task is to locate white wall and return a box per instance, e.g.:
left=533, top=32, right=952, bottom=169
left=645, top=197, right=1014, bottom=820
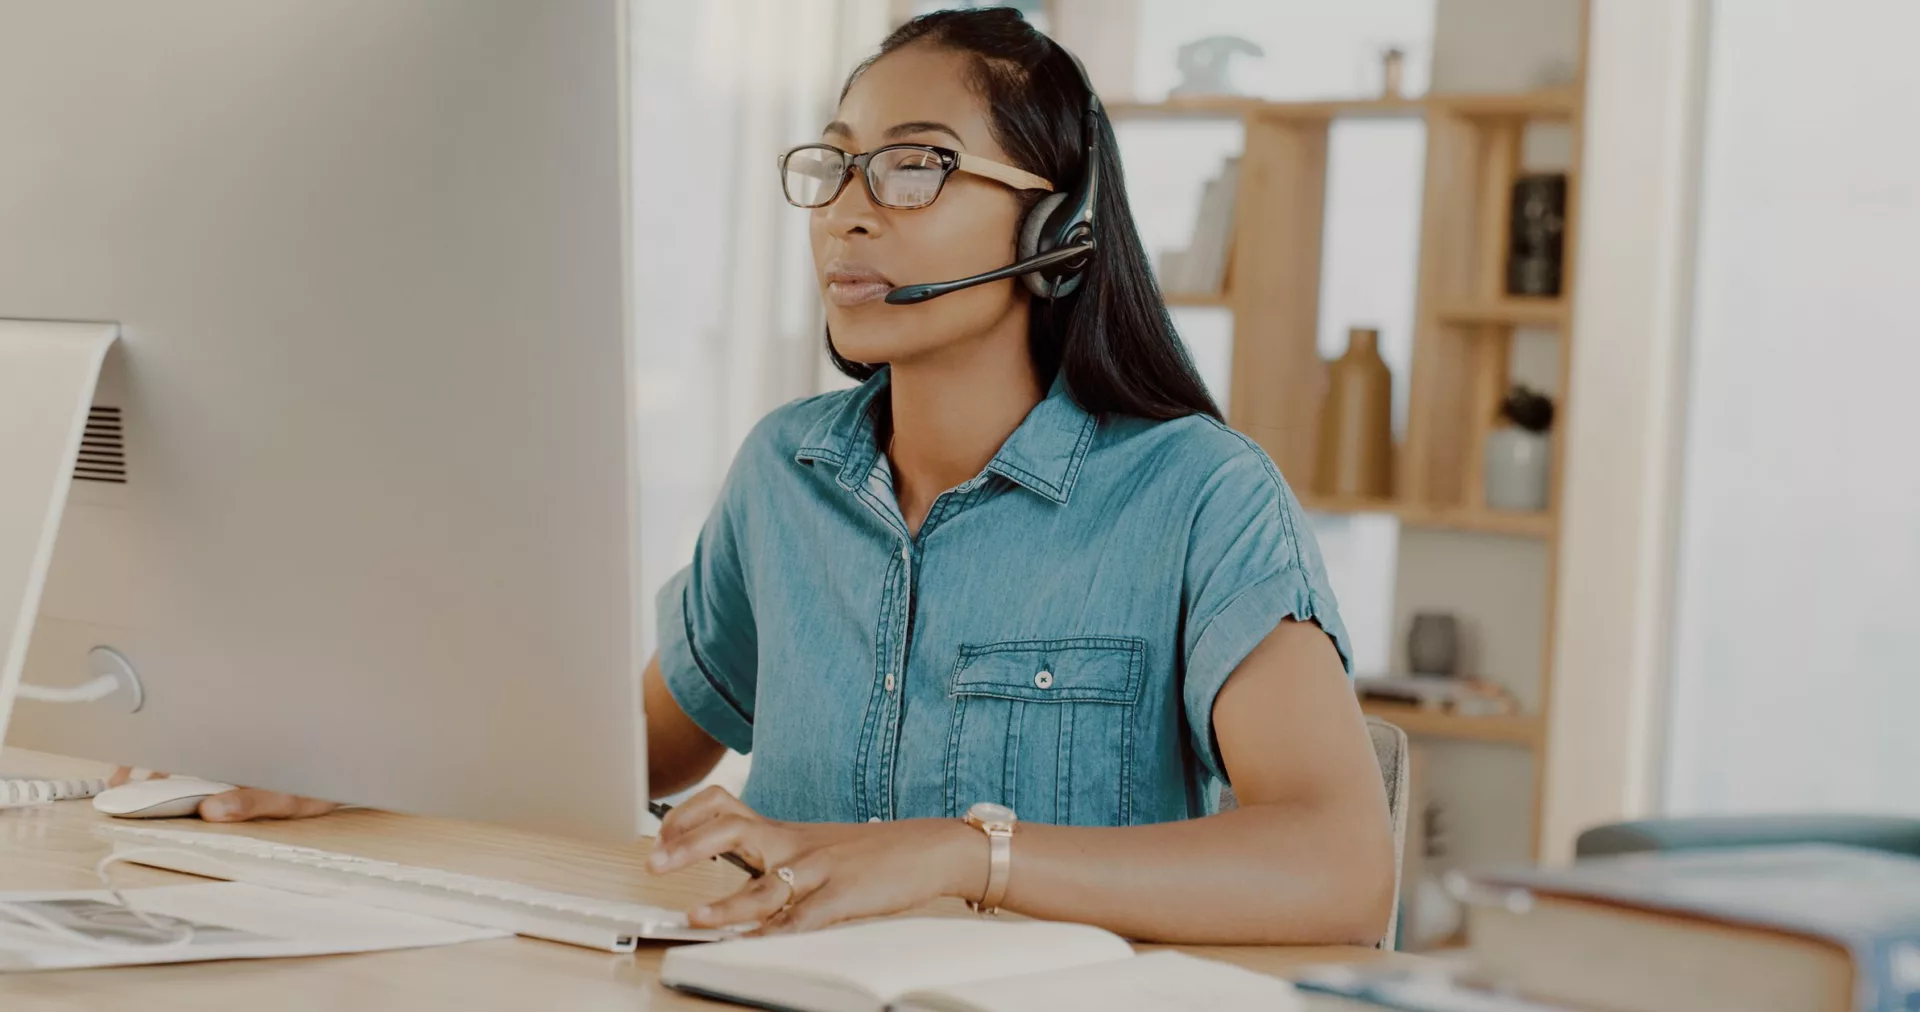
left=630, top=0, right=887, bottom=667
left=1662, top=0, right=1920, bottom=815
left=1429, top=0, right=1579, bottom=94
left=630, top=0, right=892, bottom=803
left=1538, top=0, right=1709, bottom=862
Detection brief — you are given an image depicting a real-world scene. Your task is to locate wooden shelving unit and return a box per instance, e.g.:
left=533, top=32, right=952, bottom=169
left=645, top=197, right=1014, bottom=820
left=1435, top=298, right=1565, bottom=328
left=1162, top=290, right=1233, bottom=308
left=1201, top=86, right=1583, bottom=531
left=1109, top=90, right=1577, bottom=125
left=1298, top=493, right=1556, bottom=540
left=1106, top=96, right=1263, bottom=120
left=1428, top=88, right=1578, bottom=120
left=1252, top=97, right=1429, bottom=121
left=1406, top=503, right=1556, bottom=540
left=1117, top=15, right=1590, bottom=865
left=1359, top=701, right=1543, bottom=747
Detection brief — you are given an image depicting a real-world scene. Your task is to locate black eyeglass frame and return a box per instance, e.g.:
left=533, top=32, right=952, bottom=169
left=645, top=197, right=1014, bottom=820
left=776, top=142, right=1055, bottom=210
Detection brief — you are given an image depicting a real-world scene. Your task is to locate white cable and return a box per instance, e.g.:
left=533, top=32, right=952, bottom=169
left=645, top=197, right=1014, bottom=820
left=14, top=674, right=121, bottom=704
left=0, top=848, right=218, bottom=953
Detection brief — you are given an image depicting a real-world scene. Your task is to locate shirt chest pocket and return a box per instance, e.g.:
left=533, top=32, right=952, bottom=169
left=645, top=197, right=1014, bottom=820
left=941, top=636, right=1146, bottom=827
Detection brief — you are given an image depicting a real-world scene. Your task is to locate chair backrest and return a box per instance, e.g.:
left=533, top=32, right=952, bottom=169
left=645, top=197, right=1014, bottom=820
left=1366, top=716, right=1410, bottom=950
left=1215, top=715, right=1410, bottom=950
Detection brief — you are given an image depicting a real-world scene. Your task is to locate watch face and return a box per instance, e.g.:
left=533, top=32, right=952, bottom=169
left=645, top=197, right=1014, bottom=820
left=968, top=802, right=1017, bottom=825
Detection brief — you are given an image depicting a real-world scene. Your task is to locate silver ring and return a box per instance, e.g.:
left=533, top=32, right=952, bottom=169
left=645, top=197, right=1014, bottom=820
left=774, top=865, right=798, bottom=911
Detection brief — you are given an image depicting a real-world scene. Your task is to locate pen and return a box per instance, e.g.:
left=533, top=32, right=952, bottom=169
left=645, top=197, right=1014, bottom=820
left=648, top=800, right=764, bottom=879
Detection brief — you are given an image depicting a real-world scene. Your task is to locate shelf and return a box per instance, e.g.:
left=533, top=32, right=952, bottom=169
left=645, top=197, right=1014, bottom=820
left=1108, top=90, right=1576, bottom=124
left=1406, top=504, right=1555, bottom=539
left=1360, top=701, right=1543, bottom=747
left=1436, top=299, right=1566, bottom=328
left=1299, top=493, right=1400, bottom=516
left=1107, top=96, right=1262, bottom=120
left=1164, top=290, right=1232, bottom=308
left=1256, top=97, right=1427, bottom=121
left=1297, top=494, right=1555, bottom=540
left=1429, top=88, right=1579, bottom=120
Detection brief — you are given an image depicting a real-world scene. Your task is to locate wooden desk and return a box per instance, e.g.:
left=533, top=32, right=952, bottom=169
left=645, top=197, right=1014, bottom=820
left=0, top=748, right=1396, bottom=1010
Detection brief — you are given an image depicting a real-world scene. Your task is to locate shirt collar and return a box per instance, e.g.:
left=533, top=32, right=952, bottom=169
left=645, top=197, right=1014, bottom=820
left=794, top=367, right=1098, bottom=506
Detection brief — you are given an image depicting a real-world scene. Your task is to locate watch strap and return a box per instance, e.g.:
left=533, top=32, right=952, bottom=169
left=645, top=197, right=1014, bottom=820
left=977, top=827, right=1011, bottom=913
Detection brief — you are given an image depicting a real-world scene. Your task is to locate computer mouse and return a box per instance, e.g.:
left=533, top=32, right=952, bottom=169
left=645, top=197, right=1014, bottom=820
left=92, top=777, right=237, bottom=818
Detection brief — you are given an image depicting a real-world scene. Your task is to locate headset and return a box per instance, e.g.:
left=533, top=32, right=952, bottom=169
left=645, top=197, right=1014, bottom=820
left=883, top=39, right=1102, bottom=306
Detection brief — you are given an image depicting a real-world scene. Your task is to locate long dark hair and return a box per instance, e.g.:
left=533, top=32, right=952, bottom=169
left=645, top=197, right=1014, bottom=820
left=826, top=8, right=1221, bottom=423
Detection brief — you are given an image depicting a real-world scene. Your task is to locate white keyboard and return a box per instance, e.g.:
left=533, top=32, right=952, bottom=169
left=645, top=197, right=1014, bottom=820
left=99, top=824, right=736, bottom=952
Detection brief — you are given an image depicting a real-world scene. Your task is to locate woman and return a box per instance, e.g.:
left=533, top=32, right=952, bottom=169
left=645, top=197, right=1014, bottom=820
left=206, top=9, right=1394, bottom=946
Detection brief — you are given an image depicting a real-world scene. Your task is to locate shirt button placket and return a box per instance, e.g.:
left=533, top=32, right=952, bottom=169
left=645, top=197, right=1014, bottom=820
left=876, top=539, right=912, bottom=819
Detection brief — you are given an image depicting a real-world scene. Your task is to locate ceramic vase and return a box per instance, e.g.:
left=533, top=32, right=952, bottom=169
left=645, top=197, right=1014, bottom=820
left=1314, top=327, right=1394, bottom=498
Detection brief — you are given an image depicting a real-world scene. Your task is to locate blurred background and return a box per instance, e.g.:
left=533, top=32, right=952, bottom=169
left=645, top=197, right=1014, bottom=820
left=632, top=0, right=1920, bottom=951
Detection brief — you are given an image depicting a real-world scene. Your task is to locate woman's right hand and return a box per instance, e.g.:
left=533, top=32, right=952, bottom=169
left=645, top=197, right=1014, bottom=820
left=199, top=788, right=339, bottom=822
left=106, top=767, right=340, bottom=822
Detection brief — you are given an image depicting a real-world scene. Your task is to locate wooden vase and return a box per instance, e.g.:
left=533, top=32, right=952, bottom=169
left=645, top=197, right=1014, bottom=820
left=1314, top=327, right=1394, bottom=498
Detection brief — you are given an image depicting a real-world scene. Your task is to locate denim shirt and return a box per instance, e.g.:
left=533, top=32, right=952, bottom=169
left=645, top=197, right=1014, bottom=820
left=657, top=368, right=1351, bottom=826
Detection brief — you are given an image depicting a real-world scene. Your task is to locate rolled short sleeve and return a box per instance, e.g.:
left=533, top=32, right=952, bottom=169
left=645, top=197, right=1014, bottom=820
left=1181, top=448, right=1353, bottom=783
left=656, top=465, right=760, bottom=756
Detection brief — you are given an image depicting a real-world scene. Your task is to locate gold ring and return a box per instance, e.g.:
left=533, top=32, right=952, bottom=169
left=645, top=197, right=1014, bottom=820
left=774, top=866, right=798, bottom=911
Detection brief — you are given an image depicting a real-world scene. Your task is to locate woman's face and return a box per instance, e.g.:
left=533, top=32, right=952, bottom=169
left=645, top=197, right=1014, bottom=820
left=811, top=44, right=1035, bottom=366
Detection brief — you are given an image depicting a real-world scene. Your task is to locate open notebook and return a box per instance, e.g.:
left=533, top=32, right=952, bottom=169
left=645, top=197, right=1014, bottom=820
left=658, top=918, right=1301, bottom=1012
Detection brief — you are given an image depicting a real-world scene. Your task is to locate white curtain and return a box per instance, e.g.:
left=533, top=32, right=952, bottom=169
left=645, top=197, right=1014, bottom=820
left=629, top=0, right=891, bottom=796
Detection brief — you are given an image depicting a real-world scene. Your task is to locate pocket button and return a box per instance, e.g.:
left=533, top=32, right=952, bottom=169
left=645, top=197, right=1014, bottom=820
left=1034, top=670, right=1054, bottom=689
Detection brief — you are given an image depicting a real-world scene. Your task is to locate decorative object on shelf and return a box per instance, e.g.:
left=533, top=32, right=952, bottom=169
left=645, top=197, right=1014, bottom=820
left=1313, top=327, right=1394, bottom=499
left=1406, top=612, right=1460, bottom=677
left=1155, top=156, right=1241, bottom=297
left=1485, top=384, right=1555, bottom=512
left=1380, top=47, right=1406, bottom=99
left=1168, top=36, right=1263, bottom=97
left=1506, top=173, right=1567, bottom=296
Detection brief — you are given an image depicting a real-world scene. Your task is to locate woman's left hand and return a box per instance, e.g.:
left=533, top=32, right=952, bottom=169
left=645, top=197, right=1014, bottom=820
left=647, top=786, right=985, bottom=934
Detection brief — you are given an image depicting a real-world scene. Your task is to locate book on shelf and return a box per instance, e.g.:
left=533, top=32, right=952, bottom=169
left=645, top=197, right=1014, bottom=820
left=1354, top=674, right=1519, bottom=717
left=1156, top=156, right=1240, bottom=299
left=1188, top=155, right=1239, bottom=294
left=1155, top=248, right=1194, bottom=294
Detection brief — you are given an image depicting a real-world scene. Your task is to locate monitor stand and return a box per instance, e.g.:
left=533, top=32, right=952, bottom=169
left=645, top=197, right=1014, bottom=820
left=0, top=319, right=140, bottom=745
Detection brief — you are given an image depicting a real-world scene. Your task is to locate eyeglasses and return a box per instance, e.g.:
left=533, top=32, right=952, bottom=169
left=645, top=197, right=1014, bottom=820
left=777, top=143, right=1054, bottom=210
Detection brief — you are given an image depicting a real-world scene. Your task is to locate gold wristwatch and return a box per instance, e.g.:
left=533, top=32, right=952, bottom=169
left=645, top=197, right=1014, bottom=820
left=963, top=802, right=1017, bottom=915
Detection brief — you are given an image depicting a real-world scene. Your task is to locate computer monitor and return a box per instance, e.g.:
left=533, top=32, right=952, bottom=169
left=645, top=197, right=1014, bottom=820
left=0, top=0, right=648, bottom=840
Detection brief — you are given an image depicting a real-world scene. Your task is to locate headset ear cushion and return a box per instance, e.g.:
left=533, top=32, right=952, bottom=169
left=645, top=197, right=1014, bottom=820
left=1018, top=192, right=1082, bottom=299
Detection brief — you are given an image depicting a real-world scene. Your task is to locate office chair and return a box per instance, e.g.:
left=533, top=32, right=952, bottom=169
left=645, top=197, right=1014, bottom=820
left=1217, top=716, right=1410, bottom=950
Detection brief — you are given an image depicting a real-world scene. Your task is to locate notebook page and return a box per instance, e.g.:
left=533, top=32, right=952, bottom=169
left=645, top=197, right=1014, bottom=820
left=670, top=918, right=1134, bottom=999
left=0, top=882, right=507, bottom=971
left=893, top=950, right=1303, bottom=1012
